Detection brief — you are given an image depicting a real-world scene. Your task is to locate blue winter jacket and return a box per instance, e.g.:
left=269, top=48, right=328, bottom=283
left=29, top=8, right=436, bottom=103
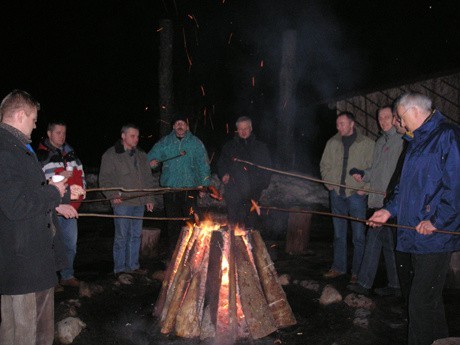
left=147, top=130, right=211, bottom=188
left=385, top=111, right=460, bottom=254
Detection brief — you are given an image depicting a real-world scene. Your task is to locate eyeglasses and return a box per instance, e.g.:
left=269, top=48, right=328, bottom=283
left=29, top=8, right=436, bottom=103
left=396, top=106, right=412, bottom=124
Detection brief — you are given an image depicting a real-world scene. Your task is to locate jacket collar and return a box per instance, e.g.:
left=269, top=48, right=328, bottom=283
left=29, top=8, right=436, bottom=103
left=0, top=122, right=31, bottom=145
left=405, top=110, right=442, bottom=143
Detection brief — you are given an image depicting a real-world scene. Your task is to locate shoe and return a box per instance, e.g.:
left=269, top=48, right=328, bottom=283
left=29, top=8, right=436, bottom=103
left=349, top=274, right=358, bottom=284
left=126, top=268, right=148, bottom=275
left=114, top=272, right=126, bottom=279
left=323, top=269, right=344, bottom=279
left=60, top=277, right=80, bottom=287
left=54, top=283, right=64, bottom=293
left=347, top=283, right=370, bottom=296
left=374, top=286, right=402, bottom=297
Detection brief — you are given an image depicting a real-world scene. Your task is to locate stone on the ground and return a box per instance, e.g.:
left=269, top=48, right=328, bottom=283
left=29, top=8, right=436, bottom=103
left=152, top=270, right=165, bottom=282
left=319, top=285, right=342, bottom=305
left=344, top=293, right=375, bottom=310
left=56, top=317, right=86, bottom=344
left=278, top=273, right=291, bottom=285
left=432, top=338, right=460, bottom=345
left=353, top=316, right=369, bottom=329
left=299, top=279, right=320, bottom=292
left=79, top=282, right=104, bottom=298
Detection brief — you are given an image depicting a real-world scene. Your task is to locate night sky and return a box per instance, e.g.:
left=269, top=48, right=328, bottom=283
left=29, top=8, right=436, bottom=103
left=1, top=0, right=459, bottom=168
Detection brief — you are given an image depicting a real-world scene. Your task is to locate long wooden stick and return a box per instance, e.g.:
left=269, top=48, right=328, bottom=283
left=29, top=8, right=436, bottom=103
left=233, top=158, right=386, bottom=196
left=256, top=204, right=460, bottom=236
left=85, top=186, right=199, bottom=193
left=76, top=213, right=191, bottom=221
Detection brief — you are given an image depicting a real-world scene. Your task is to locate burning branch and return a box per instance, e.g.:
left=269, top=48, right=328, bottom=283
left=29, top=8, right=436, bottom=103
left=234, top=158, right=386, bottom=196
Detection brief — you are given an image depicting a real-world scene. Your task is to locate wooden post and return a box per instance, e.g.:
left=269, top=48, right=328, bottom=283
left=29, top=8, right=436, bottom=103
left=159, top=19, right=173, bottom=137
left=285, top=209, right=312, bottom=255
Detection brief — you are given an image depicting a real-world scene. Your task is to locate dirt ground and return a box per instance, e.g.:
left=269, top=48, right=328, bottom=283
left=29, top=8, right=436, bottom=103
left=53, top=212, right=460, bottom=345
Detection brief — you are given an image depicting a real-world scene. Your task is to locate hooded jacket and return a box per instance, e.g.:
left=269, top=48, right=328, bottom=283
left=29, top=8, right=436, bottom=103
left=385, top=111, right=460, bottom=253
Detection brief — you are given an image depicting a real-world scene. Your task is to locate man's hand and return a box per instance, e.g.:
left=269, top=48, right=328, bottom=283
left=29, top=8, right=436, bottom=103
left=70, top=185, right=86, bottom=200
left=222, top=174, right=230, bottom=185
left=357, top=190, right=366, bottom=196
left=146, top=202, right=154, bottom=212
left=112, top=198, right=122, bottom=205
left=56, top=204, right=78, bottom=218
left=59, top=170, right=73, bottom=178
left=415, top=220, right=436, bottom=235
left=49, top=179, right=68, bottom=198
left=367, top=209, right=391, bottom=227
left=150, top=159, right=159, bottom=168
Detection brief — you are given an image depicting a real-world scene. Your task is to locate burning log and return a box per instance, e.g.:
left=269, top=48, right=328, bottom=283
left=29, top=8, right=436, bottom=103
left=153, top=221, right=296, bottom=340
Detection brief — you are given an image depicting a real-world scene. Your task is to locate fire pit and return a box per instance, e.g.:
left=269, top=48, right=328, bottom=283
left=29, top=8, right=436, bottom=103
left=153, top=219, right=296, bottom=342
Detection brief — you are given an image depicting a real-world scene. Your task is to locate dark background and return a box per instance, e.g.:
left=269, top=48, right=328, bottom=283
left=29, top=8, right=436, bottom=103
left=1, top=0, right=459, bottom=169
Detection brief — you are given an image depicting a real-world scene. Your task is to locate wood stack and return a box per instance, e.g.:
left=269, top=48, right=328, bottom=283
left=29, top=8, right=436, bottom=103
left=153, top=224, right=296, bottom=341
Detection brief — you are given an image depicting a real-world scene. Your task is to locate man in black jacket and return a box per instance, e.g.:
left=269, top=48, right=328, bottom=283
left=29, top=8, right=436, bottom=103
left=217, top=116, right=271, bottom=228
left=0, top=90, right=72, bottom=345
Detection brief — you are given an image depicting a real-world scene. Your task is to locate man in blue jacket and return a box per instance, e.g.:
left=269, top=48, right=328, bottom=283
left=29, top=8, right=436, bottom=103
left=369, top=92, right=460, bottom=345
left=148, top=114, right=211, bottom=255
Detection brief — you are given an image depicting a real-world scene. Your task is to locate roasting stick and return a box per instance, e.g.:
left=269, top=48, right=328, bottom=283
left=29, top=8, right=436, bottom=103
left=233, top=158, right=386, bottom=196
left=75, top=213, right=191, bottom=221
left=250, top=201, right=460, bottom=236
left=85, top=186, right=199, bottom=193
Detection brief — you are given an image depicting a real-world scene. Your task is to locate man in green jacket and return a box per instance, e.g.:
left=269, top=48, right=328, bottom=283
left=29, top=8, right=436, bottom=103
left=320, top=111, right=374, bottom=282
left=148, top=114, right=211, bottom=256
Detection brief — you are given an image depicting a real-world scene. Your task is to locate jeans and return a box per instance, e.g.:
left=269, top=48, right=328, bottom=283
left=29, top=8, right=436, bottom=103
left=357, top=225, right=399, bottom=289
left=57, top=217, right=78, bottom=280
left=113, top=205, right=145, bottom=273
left=329, top=190, right=367, bottom=275
left=408, top=252, right=451, bottom=345
left=0, top=288, right=54, bottom=345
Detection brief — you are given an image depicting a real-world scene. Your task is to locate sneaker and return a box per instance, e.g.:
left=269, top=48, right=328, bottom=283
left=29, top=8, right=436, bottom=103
left=60, top=277, right=80, bottom=287
left=349, top=274, right=358, bottom=284
left=347, top=283, right=370, bottom=296
left=323, top=269, right=344, bottom=279
left=374, top=286, right=402, bottom=297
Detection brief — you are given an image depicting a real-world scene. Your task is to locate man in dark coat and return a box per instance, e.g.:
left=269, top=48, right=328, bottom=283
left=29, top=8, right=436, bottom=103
left=0, top=90, right=71, bottom=345
left=217, top=116, right=271, bottom=228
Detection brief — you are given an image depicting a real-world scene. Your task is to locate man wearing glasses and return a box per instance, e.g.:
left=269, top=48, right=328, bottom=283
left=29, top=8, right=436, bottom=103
left=369, top=92, right=460, bottom=345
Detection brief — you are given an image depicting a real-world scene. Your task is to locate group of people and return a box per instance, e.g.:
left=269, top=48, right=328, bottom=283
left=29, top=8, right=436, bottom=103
left=0, top=89, right=458, bottom=345
left=0, top=89, right=271, bottom=344
left=320, top=92, right=459, bottom=345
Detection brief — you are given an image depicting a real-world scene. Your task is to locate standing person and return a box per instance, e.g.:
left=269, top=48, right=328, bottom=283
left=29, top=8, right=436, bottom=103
left=99, top=124, right=155, bottom=277
left=148, top=114, right=211, bottom=255
left=369, top=92, right=460, bottom=345
left=216, top=116, right=271, bottom=227
left=320, top=111, right=374, bottom=282
left=347, top=106, right=403, bottom=296
left=0, top=90, right=71, bottom=345
left=37, top=120, right=85, bottom=287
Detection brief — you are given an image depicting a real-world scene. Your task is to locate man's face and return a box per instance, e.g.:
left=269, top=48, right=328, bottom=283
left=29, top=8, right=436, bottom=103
left=173, top=120, right=189, bottom=138
left=22, top=107, right=38, bottom=139
left=396, top=105, right=416, bottom=132
left=392, top=114, right=406, bottom=134
left=378, top=108, right=393, bottom=132
left=236, top=121, right=252, bottom=139
left=336, top=115, right=354, bottom=137
left=47, top=125, right=66, bottom=148
left=121, top=128, right=139, bottom=150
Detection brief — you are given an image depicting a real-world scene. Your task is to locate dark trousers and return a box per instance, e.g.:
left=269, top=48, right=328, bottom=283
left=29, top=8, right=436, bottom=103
left=163, top=191, right=197, bottom=256
left=408, top=252, right=451, bottom=345
left=395, top=250, right=413, bottom=311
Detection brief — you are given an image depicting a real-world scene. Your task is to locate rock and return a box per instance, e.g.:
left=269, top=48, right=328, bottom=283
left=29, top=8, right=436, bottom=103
left=319, top=285, right=342, bottom=305
left=56, top=317, right=86, bottom=344
left=278, top=274, right=291, bottom=285
left=432, top=338, right=460, bottom=345
left=353, top=316, right=369, bottom=329
left=151, top=270, right=165, bottom=282
left=344, top=293, right=375, bottom=310
left=299, top=279, right=320, bottom=292
left=354, top=308, right=371, bottom=318
left=79, top=282, right=104, bottom=298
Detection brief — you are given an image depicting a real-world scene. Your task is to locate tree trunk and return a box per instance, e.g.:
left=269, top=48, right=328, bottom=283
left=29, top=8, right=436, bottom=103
left=159, top=19, right=173, bottom=137
left=276, top=30, right=298, bottom=169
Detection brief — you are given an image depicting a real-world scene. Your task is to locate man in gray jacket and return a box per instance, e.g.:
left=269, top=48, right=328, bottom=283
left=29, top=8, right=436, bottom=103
left=320, top=111, right=374, bottom=282
left=99, top=124, right=155, bottom=277
left=347, top=106, right=403, bottom=296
